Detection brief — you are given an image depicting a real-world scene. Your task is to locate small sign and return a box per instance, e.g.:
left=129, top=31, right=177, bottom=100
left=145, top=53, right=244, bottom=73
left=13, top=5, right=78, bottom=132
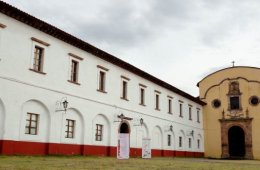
left=117, top=133, right=130, bottom=159
left=142, top=138, right=151, bottom=159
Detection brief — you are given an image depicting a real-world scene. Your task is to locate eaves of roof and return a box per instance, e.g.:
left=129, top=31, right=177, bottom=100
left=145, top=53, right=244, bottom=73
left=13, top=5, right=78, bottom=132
left=0, top=1, right=206, bottom=106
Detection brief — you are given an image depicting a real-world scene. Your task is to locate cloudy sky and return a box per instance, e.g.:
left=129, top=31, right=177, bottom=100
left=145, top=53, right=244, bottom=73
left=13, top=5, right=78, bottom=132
left=3, top=0, right=260, bottom=96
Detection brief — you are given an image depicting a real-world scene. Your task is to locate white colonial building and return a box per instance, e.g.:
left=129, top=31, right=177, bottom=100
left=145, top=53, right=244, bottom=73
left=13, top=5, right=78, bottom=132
left=0, top=1, right=205, bottom=157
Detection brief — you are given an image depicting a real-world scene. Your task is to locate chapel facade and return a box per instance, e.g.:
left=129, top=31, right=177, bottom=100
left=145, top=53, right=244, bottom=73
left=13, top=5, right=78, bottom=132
left=198, top=66, right=260, bottom=159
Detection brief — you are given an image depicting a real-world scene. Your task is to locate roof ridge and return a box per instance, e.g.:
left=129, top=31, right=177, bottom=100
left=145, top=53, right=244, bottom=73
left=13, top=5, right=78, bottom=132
left=0, top=0, right=206, bottom=105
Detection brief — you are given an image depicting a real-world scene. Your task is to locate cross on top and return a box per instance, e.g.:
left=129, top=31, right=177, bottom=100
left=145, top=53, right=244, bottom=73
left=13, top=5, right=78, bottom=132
left=232, top=61, right=235, bottom=67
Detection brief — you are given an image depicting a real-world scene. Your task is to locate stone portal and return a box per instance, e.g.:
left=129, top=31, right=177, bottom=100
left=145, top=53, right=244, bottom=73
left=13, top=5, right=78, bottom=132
left=219, top=118, right=253, bottom=159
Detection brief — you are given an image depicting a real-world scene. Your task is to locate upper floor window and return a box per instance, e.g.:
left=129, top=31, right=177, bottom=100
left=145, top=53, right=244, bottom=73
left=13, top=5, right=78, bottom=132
left=98, top=71, right=106, bottom=92
left=65, top=119, right=75, bottom=138
left=230, top=96, right=240, bottom=110
left=140, top=87, right=145, bottom=105
left=33, top=46, right=44, bottom=72
left=122, top=81, right=128, bottom=100
left=122, top=81, right=127, bottom=99
left=95, top=124, right=103, bottom=141
left=179, top=102, right=183, bottom=117
left=212, top=99, right=221, bottom=109
left=68, top=53, right=83, bottom=85
left=70, top=60, right=79, bottom=83
left=30, top=37, right=50, bottom=75
left=25, top=113, right=39, bottom=135
left=197, top=109, right=200, bottom=123
left=97, top=65, right=109, bottom=93
left=155, top=91, right=160, bottom=110
left=249, top=96, right=259, bottom=106
left=168, top=96, right=173, bottom=114
left=121, top=76, right=130, bottom=100
left=189, top=106, right=192, bottom=120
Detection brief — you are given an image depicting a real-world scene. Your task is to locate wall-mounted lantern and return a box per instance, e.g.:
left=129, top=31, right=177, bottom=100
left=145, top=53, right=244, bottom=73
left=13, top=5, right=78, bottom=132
left=62, top=99, right=68, bottom=112
left=55, top=97, right=69, bottom=113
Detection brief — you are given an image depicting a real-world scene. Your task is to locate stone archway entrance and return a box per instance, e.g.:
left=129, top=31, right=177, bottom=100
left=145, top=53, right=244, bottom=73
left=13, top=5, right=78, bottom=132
left=219, top=118, right=253, bottom=159
left=228, top=126, right=245, bottom=157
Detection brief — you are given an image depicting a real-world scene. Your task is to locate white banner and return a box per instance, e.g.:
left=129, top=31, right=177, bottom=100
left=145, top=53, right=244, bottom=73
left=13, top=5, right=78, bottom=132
left=117, top=133, right=130, bottom=159
left=142, top=138, right=151, bottom=159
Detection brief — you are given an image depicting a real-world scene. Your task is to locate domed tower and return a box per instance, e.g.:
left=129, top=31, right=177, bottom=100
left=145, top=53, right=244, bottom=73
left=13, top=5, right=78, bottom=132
left=198, top=66, right=260, bottom=159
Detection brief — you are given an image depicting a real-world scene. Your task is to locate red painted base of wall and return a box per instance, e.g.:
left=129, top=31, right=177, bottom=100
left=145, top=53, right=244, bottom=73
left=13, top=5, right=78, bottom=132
left=0, top=140, right=204, bottom=158
left=175, top=151, right=204, bottom=157
left=130, top=148, right=142, bottom=157
left=162, top=150, right=175, bottom=157
left=83, top=145, right=117, bottom=157
left=0, top=140, right=2, bottom=154
left=1, top=140, right=48, bottom=155
left=48, top=143, right=83, bottom=156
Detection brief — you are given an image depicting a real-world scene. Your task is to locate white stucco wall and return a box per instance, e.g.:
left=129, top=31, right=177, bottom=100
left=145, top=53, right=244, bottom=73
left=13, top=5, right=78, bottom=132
left=0, top=98, right=5, bottom=140
left=0, top=13, right=204, bottom=153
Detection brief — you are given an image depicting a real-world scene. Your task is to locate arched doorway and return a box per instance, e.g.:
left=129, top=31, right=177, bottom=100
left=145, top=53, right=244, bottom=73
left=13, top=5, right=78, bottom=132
left=117, top=121, right=130, bottom=159
left=120, top=122, right=130, bottom=133
left=228, top=126, right=245, bottom=158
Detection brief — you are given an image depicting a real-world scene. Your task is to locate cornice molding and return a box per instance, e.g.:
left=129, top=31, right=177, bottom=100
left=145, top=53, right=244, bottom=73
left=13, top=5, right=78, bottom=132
left=201, top=77, right=260, bottom=100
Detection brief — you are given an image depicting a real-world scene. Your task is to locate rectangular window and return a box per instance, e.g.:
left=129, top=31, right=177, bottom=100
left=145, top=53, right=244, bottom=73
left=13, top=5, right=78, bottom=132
left=65, top=119, right=75, bottom=138
left=155, top=94, right=160, bottom=110
left=230, top=96, right=240, bottom=110
left=168, top=99, right=172, bottom=114
left=98, top=71, right=106, bottom=92
left=197, top=139, right=200, bottom=149
left=179, top=103, right=183, bottom=117
left=167, top=135, right=171, bottom=146
left=121, top=80, right=128, bottom=100
left=95, top=124, right=103, bottom=141
left=140, top=88, right=145, bottom=105
left=189, top=138, right=192, bottom=148
left=179, top=136, right=182, bottom=147
left=197, top=109, right=200, bottom=123
left=25, top=113, right=39, bottom=135
left=189, top=107, right=192, bottom=120
left=33, top=46, right=44, bottom=72
left=70, top=60, right=78, bottom=83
